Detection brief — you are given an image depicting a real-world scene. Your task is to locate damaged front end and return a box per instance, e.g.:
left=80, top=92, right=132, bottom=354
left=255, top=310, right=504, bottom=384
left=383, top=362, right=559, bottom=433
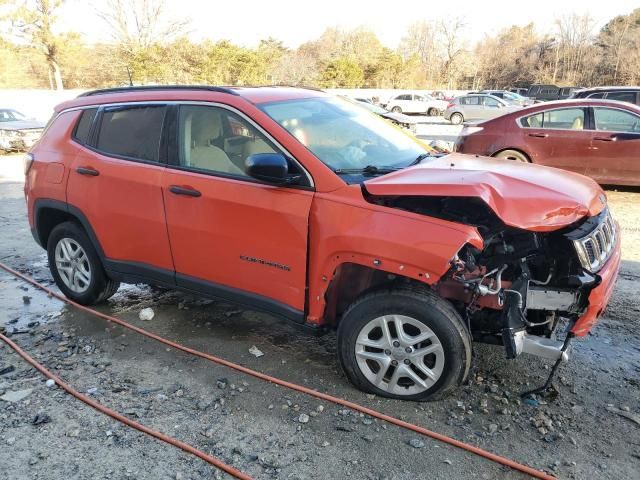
left=368, top=194, right=620, bottom=365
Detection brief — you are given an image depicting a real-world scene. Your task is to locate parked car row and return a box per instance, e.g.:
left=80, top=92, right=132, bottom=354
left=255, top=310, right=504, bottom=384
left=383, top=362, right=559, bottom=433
left=454, top=99, right=640, bottom=185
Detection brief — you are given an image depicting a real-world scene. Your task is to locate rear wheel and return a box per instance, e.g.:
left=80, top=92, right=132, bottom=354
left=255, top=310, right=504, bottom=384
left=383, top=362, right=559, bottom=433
left=47, top=222, right=120, bottom=305
left=337, top=287, right=471, bottom=401
left=450, top=113, right=464, bottom=125
left=494, top=149, right=530, bottom=163
left=427, top=108, right=438, bottom=116
left=391, top=106, right=402, bottom=113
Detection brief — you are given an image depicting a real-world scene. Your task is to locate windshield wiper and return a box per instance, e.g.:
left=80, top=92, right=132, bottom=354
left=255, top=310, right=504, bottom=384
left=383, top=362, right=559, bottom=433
left=333, top=165, right=400, bottom=175
left=407, top=153, right=432, bottom=167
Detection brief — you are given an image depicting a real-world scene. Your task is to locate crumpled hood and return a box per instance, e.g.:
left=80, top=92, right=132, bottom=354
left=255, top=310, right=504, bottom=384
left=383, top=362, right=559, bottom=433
left=364, top=153, right=606, bottom=232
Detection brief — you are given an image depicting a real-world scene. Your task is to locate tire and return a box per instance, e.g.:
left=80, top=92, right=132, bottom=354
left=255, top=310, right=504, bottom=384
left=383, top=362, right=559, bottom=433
left=47, top=221, right=120, bottom=305
left=391, top=106, right=402, bottom=113
left=427, top=108, right=437, bottom=116
left=494, top=149, right=530, bottom=163
left=450, top=113, right=464, bottom=125
left=337, top=287, right=472, bottom=401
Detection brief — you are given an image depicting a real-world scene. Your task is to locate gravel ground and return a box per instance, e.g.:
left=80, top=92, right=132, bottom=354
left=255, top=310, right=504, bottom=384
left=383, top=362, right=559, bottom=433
left=1, top=154, right=639, bottom=480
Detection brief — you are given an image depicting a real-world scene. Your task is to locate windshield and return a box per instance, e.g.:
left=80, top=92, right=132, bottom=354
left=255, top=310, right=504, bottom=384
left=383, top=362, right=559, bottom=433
left=355, top=100, right=387, bottom=115
left=0, top=109, right=27, bottom=122
left=260, top=96, right=428, bottom=172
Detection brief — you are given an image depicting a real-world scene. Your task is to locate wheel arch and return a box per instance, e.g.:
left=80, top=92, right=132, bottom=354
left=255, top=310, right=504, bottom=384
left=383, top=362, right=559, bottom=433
left=34, top=199, right=105, bottom=259
left=491, top=147, right=532, bottom=162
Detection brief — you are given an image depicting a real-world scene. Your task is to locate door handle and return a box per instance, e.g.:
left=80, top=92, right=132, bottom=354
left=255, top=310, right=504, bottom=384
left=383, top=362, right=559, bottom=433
left=76, top=167, right=99, bottom=176
left=169, top=185, right=201, bottom=197
left=528, top=133, right=548, bottom=138
left=593, top=136, right=616, bottom=142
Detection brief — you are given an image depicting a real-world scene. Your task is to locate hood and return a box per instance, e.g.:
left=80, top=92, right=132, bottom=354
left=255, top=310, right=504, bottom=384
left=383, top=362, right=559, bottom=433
left=0, top=120, right=45, bottom=131
left=364, top=153, right=606, bottom=232
left=380, top=112, right=418, bottom=124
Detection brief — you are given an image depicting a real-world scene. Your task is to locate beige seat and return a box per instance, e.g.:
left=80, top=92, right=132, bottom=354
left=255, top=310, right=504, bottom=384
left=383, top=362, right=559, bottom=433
left=571, top=116, right=583, bottom=130
left=183, top=109, right=244, bottom=175
left=529, top=115, right=541, bottom=128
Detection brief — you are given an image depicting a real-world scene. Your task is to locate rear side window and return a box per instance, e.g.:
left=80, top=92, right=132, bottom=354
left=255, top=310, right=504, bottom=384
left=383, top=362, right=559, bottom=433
left=72, top=108, right=97, bottom=144
left=461, top=96, right=480, bottom=105
left=520, top=113, right=543, bottom=128
left=96, top=105, right=167, bottom=162
left=543, top=108, right=585, bottom=130
left=587, top=92, right=605, bottom=99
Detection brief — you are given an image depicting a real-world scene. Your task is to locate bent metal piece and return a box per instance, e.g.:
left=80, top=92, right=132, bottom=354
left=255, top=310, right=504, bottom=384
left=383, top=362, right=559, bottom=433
left=0, top=260, right=558, bottom=480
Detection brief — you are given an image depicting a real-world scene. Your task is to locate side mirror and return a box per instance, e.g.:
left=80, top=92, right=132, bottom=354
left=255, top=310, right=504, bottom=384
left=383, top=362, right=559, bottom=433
left=246, top=153, right=299, bottom=185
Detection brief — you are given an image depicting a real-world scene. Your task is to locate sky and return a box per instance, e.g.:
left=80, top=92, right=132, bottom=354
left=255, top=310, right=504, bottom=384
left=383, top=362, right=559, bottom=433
left=60, top=0, right=636, bottom=48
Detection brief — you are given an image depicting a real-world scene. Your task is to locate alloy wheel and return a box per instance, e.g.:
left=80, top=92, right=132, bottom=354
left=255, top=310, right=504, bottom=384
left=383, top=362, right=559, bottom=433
left=55, top=237, right=92, bottom=293
left=355, top=315, right=445, bottom=396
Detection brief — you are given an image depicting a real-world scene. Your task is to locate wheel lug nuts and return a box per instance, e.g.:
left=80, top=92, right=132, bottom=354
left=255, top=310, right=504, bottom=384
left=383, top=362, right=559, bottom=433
left=384, top=349, right=391, bottom=355
left=391, top=360, right=398, bottom=366
left=393, top=341, right=400, bottom=347
left=404, top=359, right=411, bottom=365
left=405, top=347, right=412, bottom=353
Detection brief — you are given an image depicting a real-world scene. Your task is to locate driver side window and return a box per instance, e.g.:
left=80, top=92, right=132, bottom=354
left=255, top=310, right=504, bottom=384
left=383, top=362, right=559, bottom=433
left=177, top=105, right=276, bottom=177
left=594, top=108, right=640, bottom=132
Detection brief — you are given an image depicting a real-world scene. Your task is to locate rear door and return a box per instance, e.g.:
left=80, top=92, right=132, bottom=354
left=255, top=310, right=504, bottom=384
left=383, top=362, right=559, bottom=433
left=67, top=104, right=175, bottom=284
left=461, top=95, right=484, bottom=120
left=586, top=106, right=640, bottom=185
left=518, top=107, right=591, bottom=174
left=161, top=103, right=314, bottom=319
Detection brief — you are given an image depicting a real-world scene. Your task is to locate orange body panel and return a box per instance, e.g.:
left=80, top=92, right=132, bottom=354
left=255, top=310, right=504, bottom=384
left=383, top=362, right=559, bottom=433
left=66, top=147, right=174, bottom=271
left=25, top=110, right=80, bottom=226
left=162, top=170, right=313, bottom=310
left=306, top=185, right=484, bottom=324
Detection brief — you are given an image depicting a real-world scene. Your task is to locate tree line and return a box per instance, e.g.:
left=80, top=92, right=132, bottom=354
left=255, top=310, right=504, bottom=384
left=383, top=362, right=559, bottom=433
left=1, top=1, right=638, bottom=91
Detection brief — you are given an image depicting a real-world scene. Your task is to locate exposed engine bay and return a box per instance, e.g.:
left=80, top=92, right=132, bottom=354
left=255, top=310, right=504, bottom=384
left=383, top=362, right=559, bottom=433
left=366, top=194, right=617, bottom=364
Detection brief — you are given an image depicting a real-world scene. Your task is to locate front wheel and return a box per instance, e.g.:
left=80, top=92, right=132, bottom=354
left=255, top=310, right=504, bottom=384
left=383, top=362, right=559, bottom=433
left=391, top=106, right=402, bottom=113
left=47, top=221, right=120, bottom=305
left=450, top=112, right=464, bottom=125
left=337, top=288, right=471, bottom=401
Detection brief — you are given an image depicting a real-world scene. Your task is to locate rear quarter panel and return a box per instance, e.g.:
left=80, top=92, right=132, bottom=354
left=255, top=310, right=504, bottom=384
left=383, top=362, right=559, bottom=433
left=25, top=110, right=81, bottom=228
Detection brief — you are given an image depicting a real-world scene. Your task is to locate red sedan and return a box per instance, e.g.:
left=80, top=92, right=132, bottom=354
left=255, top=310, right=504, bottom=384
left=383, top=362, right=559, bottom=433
left=455, top=99, right=640, bottom=186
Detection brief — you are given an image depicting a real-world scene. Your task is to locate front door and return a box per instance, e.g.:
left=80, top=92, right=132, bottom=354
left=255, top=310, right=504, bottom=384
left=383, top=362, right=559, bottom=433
left=586, top=106, right=640, bottom=185
left=162, top=104, right=314, bottom=319
left=66, top=104, right=175, bottom=283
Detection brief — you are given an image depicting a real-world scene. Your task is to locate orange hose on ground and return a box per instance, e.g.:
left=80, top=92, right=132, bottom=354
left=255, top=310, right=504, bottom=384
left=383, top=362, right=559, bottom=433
left=0, top=261, right=556, bottom=480
left=0, top=332, right=253, bottom=480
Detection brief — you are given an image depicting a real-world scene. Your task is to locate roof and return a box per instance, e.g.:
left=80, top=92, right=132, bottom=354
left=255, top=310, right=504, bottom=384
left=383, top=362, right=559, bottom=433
left=55, top=85, right=328, bottom=113
left=575, top=86, right=640, bottom=93
left=515, top=98, right=640, bottom=112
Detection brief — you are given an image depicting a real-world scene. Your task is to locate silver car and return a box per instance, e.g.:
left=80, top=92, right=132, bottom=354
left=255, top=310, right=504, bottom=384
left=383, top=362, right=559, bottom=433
left=0, top=109, right=45, bottom=152
left=444, top=94, right=521, bottom=125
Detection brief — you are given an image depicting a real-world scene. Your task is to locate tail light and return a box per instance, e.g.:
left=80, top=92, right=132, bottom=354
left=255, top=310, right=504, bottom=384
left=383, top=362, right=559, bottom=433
left=24, top=153, right=34, bottom=175
left=447, top=103, right=455, bottom=109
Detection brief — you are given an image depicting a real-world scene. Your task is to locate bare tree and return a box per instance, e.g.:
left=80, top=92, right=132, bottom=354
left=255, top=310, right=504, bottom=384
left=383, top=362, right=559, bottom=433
left=438, top=17, right=467, bottom=88
left=1, top=0, right=65, bottom=90
left=96, top=0, right=190, bottom=51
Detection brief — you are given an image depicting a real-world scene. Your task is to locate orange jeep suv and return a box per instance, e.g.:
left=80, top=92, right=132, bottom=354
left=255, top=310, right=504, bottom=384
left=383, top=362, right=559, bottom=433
left=25, top=86, right=621, bottom=400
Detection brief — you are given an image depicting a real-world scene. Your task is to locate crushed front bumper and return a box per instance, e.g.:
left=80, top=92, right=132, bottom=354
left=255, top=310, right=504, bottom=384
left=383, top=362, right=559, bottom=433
left=570, top=228, right=622, bottom=337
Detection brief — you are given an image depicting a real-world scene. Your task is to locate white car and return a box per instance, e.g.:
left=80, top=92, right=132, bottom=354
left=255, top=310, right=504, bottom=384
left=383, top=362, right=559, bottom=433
left=385, top=93, right=448, bottom=116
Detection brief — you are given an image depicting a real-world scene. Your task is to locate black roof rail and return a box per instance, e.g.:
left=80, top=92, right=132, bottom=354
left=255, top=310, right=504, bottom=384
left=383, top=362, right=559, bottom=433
left=78, top=85, right=240, bottom=97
